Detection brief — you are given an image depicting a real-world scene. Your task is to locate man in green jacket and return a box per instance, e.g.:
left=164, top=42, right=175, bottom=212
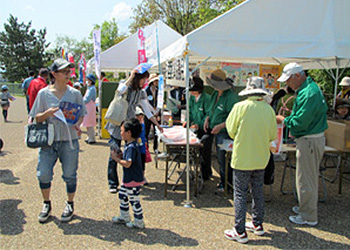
left=276, top=63, right=328, bottom=226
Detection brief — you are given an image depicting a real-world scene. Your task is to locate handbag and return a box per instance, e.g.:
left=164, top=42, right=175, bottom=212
left=25, top=122, right=54, bottom=148
left=145, top=142, right=152, bottom=163
left=104, top=91, right=128, bottom=126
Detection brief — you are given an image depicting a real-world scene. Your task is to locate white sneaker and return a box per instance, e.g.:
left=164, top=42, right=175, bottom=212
left=292, top=206, right=300, bottom=214
left=126, top=219, right=145, bottom=229
left=245, top=221, right=265, bottom=236
left=112, top=216, right=131, bottom=224
left=224, top=228, right=248, bottom=244
left=289, top=215, right=318, bottom=226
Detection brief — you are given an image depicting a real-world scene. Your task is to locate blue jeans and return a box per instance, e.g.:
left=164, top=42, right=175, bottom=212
left=37, top=140, right=79, bottom=193
left=215, top=132, right=232, bottom=186
left=233, top=169, right=265, bottom=233
left=108, top=136, right=121, bottom=187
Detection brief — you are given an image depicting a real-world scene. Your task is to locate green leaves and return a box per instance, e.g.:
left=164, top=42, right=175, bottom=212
left=0, top=15, right=51, bottom=82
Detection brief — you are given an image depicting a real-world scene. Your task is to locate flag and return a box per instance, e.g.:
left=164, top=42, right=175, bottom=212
left=93, top=29, right=101, bottom=79
left=68, top=53, right=76, bottom=78
left=137, top=28, right=147, bottom=64
left=79, top=53, right=86, bottom=84
left=61, top=48, right=65, bottom=59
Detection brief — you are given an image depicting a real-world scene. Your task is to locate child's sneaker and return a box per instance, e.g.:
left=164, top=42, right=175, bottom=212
left=61, top=202, right=74, bottom=222
left=126, top=219, right=145, bottom=229
left=292, top=206, right=300, bottom=214
left=38, top=201, right=51, bottom=223
left=224, top=228, right=248, bottom=244
left=112, top=215, right=131, bottom=224
left=245, top=221, right=265, bottom=236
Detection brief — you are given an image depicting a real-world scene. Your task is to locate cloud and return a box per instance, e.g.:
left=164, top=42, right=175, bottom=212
left=108, top=2, right=133, bottom=21
left=25, top=5, right=36, bottom=12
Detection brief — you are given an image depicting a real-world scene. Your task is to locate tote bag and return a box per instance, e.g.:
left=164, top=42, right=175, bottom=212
left=25, top=122, right=54, bottom=148
left=104, top=91, right=128, bottom=126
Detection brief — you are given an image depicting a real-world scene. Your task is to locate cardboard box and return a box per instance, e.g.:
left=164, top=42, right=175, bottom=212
left=325, top=120, right=350, bottom=152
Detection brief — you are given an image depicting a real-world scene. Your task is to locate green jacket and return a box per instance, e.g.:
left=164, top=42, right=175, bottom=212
left=284, top=76, right=328, bottom=138
left=189, top=92, right=211, bottom=130
left=208, top=89, right=239, bottom=133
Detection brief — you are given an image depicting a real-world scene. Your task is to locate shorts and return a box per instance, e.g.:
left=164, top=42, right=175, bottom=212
left=36, top=140, right=79, bottom=185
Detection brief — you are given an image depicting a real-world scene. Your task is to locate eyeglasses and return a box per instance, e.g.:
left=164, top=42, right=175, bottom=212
left=57, top=69, right=71, bottom=75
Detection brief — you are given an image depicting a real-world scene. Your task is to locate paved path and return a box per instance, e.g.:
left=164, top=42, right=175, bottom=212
left=1, top=97, right=349, bottom=249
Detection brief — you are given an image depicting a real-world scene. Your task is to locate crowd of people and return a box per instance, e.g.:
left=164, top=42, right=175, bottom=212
left=1, top=58, right=349, bottom=243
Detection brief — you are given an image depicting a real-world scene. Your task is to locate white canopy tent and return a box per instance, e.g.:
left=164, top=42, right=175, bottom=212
left=100, top=20, right=182, bottom=71
left=156, top=0, right=350, bottom=205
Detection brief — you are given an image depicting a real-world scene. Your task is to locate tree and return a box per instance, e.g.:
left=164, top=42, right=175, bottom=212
left=308, top=68, right=350, bottom=105
left=91, top=18, right=127, bottom=51
left=50, top=35, right=94, bottom=62
left=0, top=15, right=51, bottom=82
left=129, top=0, right=246, bottom=35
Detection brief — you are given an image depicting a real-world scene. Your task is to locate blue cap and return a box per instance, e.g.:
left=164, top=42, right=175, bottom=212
left=87, top=74, right=96, bottom=83
left=1, top=85, right=9, bottom=90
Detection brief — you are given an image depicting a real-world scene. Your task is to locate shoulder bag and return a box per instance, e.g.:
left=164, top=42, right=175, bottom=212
left=25, top=122, right=54, bottom=148
left=104, top=90, right=128, bottom=126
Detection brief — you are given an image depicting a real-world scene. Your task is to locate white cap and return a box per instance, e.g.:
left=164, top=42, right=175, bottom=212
left=339, top=76, right=350, bottom=87
left=135, top=106, right=144, bottom=115
left=277, top=63, right=304, bottom=82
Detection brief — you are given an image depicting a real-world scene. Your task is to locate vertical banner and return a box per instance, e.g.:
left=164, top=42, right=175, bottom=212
left=93, top=28, right=101, bottom=137
left=68, top=53, right=76, bottom=78
left=157, top=75, right=164, bottom=110
left=137, top=29, right=147, bottom=64
left=144, top=24, right=157, bottom=65
left=79, top=53, right=86, bottom=84
left=93, top=29, right=101, bottom=79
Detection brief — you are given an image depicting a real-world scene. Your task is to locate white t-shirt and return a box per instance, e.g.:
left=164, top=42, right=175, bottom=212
left=30, top=86, right=87, bottom=141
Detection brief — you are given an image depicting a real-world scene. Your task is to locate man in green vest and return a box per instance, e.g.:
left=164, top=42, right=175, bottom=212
left=276, top=63, right=328, bottom=226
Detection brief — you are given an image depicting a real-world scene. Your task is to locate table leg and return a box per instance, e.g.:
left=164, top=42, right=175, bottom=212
left=225, top=152, right=229, bottom=198
left=165, top=156, right=168, bottom=197
left=338, top=153, right=345, bottom=195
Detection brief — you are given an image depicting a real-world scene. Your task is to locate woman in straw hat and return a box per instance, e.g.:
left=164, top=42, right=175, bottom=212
left=204, top=69, right=239, bottom=190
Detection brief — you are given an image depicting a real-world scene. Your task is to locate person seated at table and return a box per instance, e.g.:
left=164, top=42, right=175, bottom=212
left=336, top=76, right=350, bottom=99
left=170, top=86, right=186, bottom=123
left=224, top=77, right=277, bottom=243
left=204, top=69, right=239, bottom=191
left=335, top=98, right=350, bottom=120
left=186, top=76, right=212, bottom=180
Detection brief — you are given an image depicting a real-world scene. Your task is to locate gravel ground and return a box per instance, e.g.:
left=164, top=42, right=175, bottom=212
left=1, top=97, right=349, bottom=249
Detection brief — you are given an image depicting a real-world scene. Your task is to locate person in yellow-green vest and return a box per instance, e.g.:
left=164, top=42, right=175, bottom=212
left=276, top=63, right=328, bottom=227
left=203, top=69, right=239, bottom=191
left=224, top=77, right=277, bottom=244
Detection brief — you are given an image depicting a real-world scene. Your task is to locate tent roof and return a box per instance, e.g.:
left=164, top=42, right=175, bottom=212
left=158, top=0, right=350, bottom=69
left=100, top=20, right=182, bottom=70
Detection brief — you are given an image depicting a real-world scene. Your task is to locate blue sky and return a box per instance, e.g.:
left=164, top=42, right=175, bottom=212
left=1, top=0, right=142, bottom=47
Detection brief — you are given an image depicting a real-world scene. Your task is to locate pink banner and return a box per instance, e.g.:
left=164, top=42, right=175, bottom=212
left=137, top=29, right=147, bottom=64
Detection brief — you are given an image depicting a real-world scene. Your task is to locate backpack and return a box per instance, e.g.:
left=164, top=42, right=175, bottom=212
left=278, top=95, right=294, bottom=117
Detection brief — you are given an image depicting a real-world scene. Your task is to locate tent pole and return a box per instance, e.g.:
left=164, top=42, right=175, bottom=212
left=189, top=56, right=211, bottom=75
left=333, top=58, right=340, bottom=110
left=184, top=45, right=192, bottom=208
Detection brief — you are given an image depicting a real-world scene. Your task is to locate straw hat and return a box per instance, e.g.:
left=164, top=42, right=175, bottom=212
left=148, top=73, right=159, bottom=84
left=206, top=69, right=234, bottom=91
